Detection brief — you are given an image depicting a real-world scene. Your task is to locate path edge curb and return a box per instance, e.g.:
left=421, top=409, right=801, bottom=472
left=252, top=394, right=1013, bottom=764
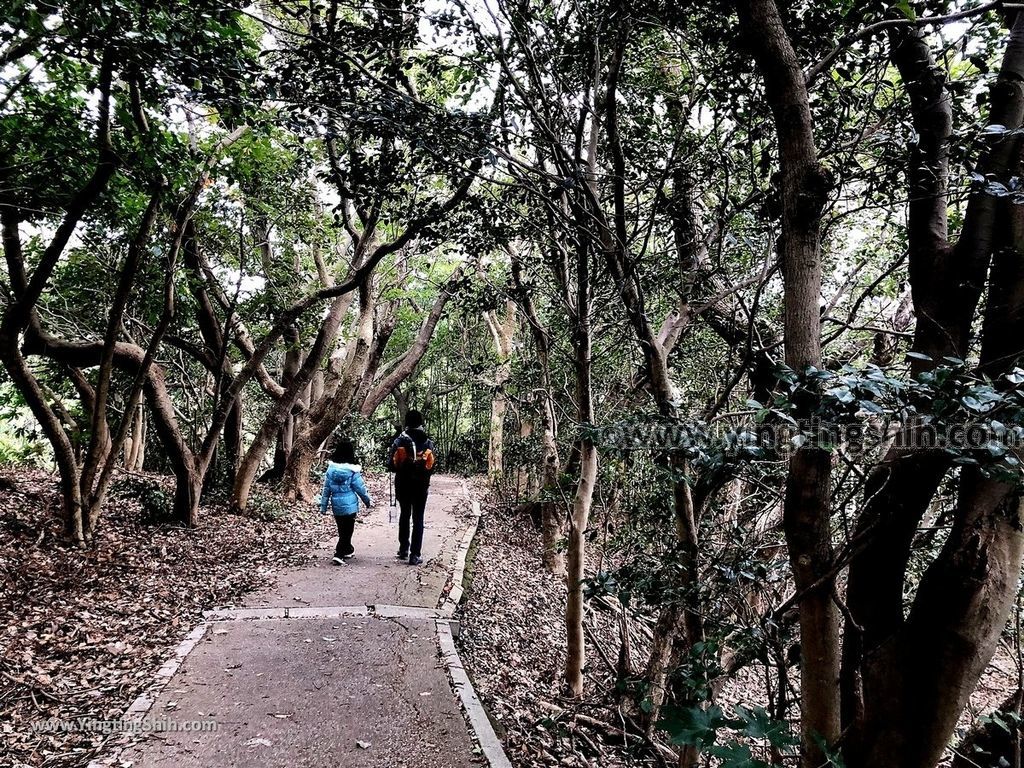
left=441, top=480, right=482, bottom=614
left=436, top=481, right=513, bottom=768
left=437, top=618, right=513, bottom=768
left=85, top=622, right=210, bottom=768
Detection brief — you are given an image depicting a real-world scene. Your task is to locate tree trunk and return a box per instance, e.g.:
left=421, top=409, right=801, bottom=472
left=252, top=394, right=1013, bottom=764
left=510, top=253, right=565, bottom=575
left=539, top=419, right=564, bottom=576
left=487, top=383, right=509, bottom=481
left=0, top=336, right=87, bottom=542
left=124, top=402, right=147, bottom=472
left=737, top=1, right=838, bottom=764
left=282, top=279, right=376, bottom=501
left=270, top=324, right=302, bottom=477
left=565, top=438, right=597, bottom=697
left=853, top=488, right=1024, bottom=768
left=484, top=300, right=516, bottom=484
left=393, top=386, right=410, bottom=425
left=222, top=393, right=243, bottom=480
left=233, top=293, right=351, bottom=511
left=173, top=461, right=203, bottom=527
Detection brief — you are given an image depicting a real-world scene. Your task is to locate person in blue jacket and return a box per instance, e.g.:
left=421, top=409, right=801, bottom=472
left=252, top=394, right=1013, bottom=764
left=320, top=439, right=372, bottom=565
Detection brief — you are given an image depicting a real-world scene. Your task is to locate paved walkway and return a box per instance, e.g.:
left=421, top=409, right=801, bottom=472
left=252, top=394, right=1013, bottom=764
left=118, top=476, right=483, bottom=768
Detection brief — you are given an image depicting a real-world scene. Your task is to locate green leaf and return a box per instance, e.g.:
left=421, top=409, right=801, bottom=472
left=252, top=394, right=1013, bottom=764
left=969, top=54, right=991, bottom=74
left=826, top=386, right=855, bottom=404
left=705, top=742, right=773, bottom=768
left=893, top=0, right=917, bottom=20
left=961, top=395, right=984, bottom=411
left=659, top=705, right=728, bottom=748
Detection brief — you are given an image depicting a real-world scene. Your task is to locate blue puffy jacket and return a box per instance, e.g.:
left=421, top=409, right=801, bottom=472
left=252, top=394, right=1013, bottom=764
left=319, top=462, right=372, bottom=516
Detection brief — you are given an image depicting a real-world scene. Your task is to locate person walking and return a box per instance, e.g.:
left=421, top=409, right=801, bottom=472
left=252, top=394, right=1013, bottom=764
left=387, top=410, right=436, bottom=566
left=320, top=439, right=372, bottom=565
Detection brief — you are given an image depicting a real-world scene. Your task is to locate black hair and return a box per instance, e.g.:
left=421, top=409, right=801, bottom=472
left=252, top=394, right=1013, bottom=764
left=330, top=439, right=357, bottom=464
left=404, top=409, right=424, bottom=429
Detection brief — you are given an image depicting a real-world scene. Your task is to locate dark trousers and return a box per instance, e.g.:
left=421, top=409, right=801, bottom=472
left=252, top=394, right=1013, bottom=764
left=397, top=485, right=428, bottom=558
left=334, top=514, right=355, bottom=557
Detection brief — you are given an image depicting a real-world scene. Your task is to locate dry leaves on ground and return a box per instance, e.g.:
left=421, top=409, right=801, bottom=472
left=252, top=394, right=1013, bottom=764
left=455, top=496, right=1019, bottom=768
left=456, top=500, right=658, bottom=768
left=0, top=469, right=327, bottom=768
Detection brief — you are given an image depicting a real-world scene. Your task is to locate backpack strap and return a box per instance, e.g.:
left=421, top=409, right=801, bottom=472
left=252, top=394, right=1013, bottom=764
left=390, top=432, right=416, bottom=471
left=402, top=431, right=417, bottom=461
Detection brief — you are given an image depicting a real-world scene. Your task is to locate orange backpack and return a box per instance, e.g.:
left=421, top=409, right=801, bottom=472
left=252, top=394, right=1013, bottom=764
left=390, top=434, right=435, bottom=473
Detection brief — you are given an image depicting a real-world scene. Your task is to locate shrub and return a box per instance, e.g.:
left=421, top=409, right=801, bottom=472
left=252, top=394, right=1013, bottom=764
left=111, top=475, right=175, bottom=525
left=246, top=490, right=290, bottom=522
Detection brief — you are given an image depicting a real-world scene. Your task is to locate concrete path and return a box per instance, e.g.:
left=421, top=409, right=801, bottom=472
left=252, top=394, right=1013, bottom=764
left=118, top=476, right=483, bottom=768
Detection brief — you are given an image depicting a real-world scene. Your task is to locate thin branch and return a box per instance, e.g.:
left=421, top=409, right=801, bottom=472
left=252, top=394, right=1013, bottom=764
left=805, top=1, right=1002, bottom=85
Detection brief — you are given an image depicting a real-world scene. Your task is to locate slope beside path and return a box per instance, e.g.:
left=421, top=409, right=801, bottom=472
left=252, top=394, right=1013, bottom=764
left=112, top=475, right=484, bottom=768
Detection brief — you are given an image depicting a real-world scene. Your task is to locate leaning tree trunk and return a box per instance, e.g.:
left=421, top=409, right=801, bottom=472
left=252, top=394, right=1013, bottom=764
left=270, top=324, right=302, bottom=478
left=0, top=336, right=87, bottom=540
left=284, top=362, right=371, bottom=500
left=22, top=322, right=205, bottom=528
left=232, top=293, right=350, bottom=512
left=510, top=251, right=565, bottom=576
left=282, top=280, right=376, bottom=502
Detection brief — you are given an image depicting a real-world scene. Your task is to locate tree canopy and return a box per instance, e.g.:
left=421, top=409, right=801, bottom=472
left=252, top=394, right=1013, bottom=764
left=3, top=1, right=1024, bottom=767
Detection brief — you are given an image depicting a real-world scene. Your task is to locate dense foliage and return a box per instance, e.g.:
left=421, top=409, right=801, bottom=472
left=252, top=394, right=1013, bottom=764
left=3, top=1, right=1024, bottom=767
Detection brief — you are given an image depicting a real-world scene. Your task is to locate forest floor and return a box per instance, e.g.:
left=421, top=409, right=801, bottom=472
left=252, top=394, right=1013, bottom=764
left=0, top=468, right=329, bottom=768
left=456, top=499, right=655, bottom=768
left=456, top=493, right=1021, bottom=768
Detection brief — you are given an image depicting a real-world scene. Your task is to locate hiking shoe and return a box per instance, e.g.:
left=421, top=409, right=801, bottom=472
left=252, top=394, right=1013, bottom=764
left=396, top=550, right=408, bottom=560
left=332, top=556, right=346, bottom=565
left=408, top=555, right=423, bottom=566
